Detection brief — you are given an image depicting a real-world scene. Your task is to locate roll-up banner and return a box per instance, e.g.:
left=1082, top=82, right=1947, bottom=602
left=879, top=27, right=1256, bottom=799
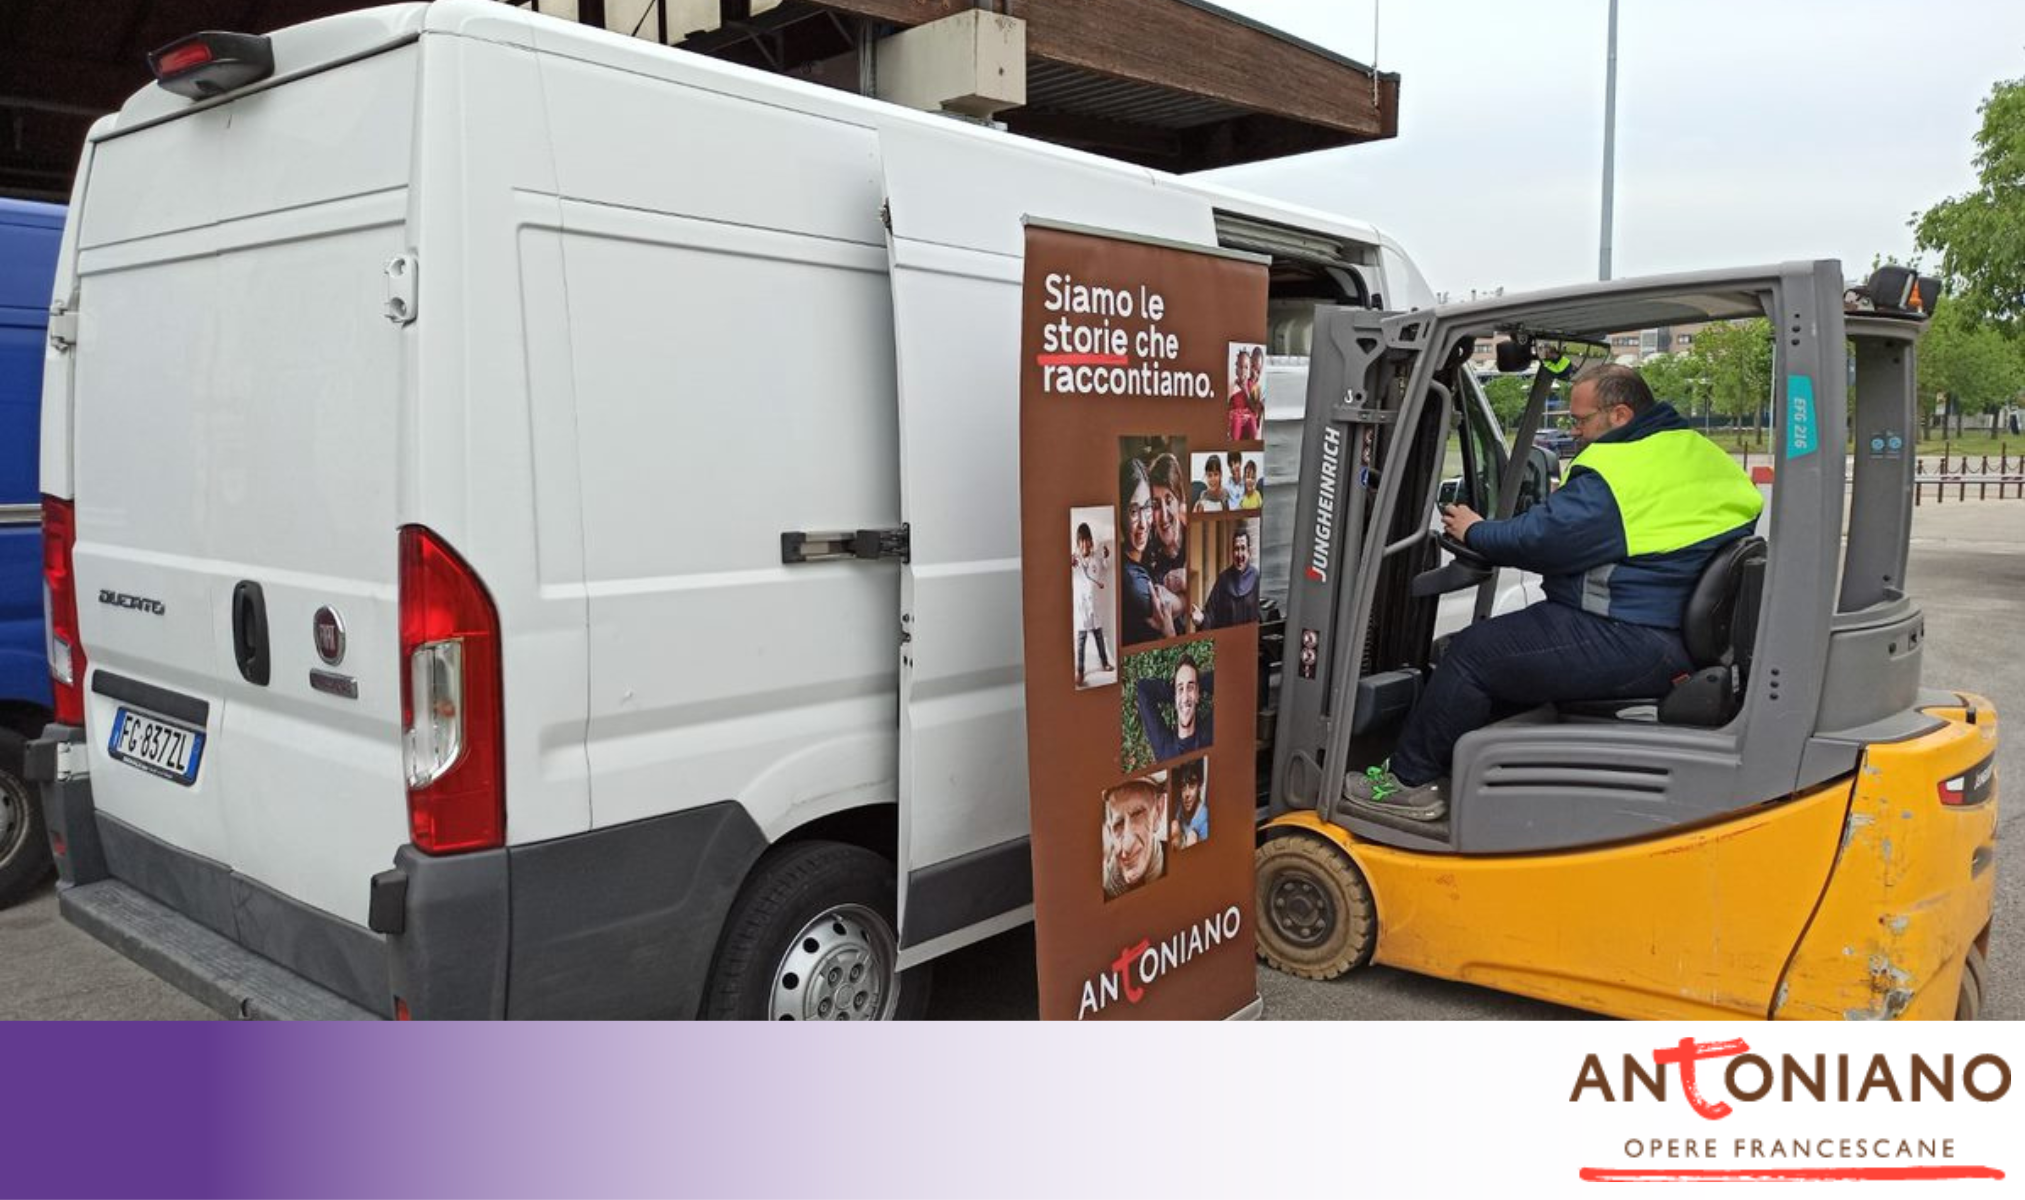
left=1018, top=220, right=1270, bottom=1020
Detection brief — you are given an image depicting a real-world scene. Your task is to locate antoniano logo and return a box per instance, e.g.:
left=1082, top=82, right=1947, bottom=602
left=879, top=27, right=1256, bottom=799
left=1076, top=905, right=1243, bottom=1020
left=1568, top=1038, right=2009, bottom=1184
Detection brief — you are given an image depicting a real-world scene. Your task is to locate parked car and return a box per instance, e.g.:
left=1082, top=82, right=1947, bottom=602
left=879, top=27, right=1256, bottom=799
left=0, top=198, right=62, bottom=907
left=1533, top=426, right=1579, bottom=460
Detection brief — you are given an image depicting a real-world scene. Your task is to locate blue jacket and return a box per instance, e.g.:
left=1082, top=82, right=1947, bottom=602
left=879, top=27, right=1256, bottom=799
left=1462, top=403, right=1759, bottom=629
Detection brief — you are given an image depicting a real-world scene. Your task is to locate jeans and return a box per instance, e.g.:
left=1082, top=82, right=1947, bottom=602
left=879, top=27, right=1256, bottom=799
left=1078, top=628, right=1111, bottom=675
left=1389, top=601, right=1694, bottom=786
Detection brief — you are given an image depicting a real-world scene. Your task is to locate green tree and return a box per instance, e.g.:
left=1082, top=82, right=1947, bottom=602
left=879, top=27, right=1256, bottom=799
left=1916, top=297, right=2025, bottom=438
left=1481, top=373, right=1532, bottom=428
left=1686, top=318, right=1773, bottom=443
left=1914, top=75, right=2025, bottom=335
left=1637, top=352, right=1709, bottom=418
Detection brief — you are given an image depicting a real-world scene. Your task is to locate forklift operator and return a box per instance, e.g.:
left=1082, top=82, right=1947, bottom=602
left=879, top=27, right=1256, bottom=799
left=1347, top=363, right=1764, bottom=820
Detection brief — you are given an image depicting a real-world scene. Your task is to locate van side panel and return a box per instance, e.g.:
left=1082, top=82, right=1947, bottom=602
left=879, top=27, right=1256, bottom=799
left=876, top=122, right=1218, bottom=948
left=533, top=55, right=903, bottom=839
left=413, top=30, right=591, bottom=847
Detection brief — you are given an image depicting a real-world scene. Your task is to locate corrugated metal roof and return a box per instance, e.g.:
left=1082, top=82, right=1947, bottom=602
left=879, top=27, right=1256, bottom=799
left=1022, top=59, right=1253, bottom=130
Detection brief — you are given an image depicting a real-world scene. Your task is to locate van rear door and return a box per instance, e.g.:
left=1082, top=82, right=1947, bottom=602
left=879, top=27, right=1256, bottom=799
left=61, top=33, right=420, bottom=931
left=876, top=123, right=1216, bottom=956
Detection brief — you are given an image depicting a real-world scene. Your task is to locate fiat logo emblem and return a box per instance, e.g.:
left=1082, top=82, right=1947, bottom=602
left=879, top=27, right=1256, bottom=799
left=313, top=607, right=346, bottom=667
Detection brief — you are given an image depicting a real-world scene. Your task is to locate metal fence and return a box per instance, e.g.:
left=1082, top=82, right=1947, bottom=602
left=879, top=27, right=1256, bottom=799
left=1915, top=446, right=2024, bottom=504
left=1726, top=443, right=2025, bottom=503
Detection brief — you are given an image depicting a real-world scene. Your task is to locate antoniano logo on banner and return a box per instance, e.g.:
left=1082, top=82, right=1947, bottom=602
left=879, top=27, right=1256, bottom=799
left=1568, top=1038, right=2011, bottom=1183
left=1017, top=220, right=1269, bottom=1022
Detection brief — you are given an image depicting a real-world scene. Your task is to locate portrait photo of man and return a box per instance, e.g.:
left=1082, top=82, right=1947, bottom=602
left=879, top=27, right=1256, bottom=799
left=1120, top=639, right=1215, bottom=773
left=1101, top=774, right=1169, bottom=900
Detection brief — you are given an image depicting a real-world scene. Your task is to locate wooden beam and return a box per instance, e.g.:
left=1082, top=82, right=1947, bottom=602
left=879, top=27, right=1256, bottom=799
left=799, top=0, right=1395, bottom=140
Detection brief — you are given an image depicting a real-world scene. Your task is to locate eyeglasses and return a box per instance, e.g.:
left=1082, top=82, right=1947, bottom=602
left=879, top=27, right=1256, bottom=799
left=1126, top=502, right=1154, bottom=524
left=1566, top=403, right=1626, bottom=430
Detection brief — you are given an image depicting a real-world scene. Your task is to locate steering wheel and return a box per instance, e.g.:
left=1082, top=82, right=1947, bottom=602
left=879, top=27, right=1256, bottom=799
left=1437, top=528, right=1491, bottom=569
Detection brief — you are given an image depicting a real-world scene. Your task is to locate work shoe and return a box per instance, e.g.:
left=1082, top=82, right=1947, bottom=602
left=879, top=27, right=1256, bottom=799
left=1344, top=763, right=1448, bottom=821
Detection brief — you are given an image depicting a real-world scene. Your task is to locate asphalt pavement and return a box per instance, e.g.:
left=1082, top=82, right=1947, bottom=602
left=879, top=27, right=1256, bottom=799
left=3, top=500, right=2020, bottom=1022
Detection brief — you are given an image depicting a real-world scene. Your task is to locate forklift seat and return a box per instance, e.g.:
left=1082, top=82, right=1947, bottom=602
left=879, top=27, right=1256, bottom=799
left=1556, top=535, right=1767, bottom=727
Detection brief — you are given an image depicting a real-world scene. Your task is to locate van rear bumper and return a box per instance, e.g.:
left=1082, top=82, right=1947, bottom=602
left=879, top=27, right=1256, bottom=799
left=60, top=878, right=381, bottom=1020
left=30, top=724, right=767, bottom=1019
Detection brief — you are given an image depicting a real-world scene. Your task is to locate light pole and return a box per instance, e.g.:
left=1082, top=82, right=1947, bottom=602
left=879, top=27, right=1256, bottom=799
left=1599, top=0, right=1618, bottom=281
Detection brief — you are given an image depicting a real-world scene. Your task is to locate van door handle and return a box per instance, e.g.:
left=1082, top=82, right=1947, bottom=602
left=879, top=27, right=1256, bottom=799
left=232, top=581, right=271, bottom=686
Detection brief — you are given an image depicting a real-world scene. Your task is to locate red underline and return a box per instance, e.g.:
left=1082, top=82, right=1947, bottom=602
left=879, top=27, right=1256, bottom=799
left=1036, top=353, right=1130, bottom=367
left=1581, top=1166, right=2005, bottom=1183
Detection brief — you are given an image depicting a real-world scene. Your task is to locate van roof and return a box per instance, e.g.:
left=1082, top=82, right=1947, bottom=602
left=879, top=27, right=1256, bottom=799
left=0, top=198, right=67, bottom=230
left=96, top=0, right=1402, bottom=264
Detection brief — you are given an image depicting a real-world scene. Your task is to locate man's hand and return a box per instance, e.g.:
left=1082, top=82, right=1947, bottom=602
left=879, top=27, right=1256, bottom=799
left=1441, top=503, right=1483, bottom=544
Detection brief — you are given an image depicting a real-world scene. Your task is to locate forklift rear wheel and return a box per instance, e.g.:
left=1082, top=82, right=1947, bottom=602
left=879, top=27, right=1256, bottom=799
left=1955, top=945, right=1988, bottom=1021
left=1255, top=835, right=1376, bottom=980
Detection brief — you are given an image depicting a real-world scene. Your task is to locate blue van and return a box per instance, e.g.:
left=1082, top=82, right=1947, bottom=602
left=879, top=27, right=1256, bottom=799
left=0, top=199, right=62, bottom=907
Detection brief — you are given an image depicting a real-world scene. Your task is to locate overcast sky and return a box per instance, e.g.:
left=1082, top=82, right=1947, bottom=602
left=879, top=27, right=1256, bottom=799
left=1198, top=1, right=2025, bottom=299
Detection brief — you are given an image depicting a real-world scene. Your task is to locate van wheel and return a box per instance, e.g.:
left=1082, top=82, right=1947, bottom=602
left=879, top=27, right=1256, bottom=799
left=0, top=732, right=54, bottom=908
left=1955, top=945, right=1988, bottom=1021
left=704, top=841, right=928, bottom=1021
left=1255, top=834, right=1376, bottom=980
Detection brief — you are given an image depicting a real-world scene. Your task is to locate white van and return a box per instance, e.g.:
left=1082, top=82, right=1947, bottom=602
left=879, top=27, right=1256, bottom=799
left=32, top=0, right=1442, bottom=1019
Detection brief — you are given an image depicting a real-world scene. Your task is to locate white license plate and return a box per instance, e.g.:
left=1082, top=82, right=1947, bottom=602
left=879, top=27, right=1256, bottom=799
left=108, top=708, right=206, bottom=786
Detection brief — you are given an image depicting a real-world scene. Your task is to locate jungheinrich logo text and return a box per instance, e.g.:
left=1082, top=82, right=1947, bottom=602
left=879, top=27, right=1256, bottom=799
left=1306, top=426, right=1343, bottom=583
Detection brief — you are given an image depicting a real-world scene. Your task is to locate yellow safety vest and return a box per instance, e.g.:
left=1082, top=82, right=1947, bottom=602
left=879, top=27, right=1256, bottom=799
left=1571, top=430, right=1764, bottom=557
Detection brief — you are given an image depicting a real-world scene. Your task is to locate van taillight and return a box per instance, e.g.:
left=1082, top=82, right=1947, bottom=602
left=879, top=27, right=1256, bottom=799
left=42, top=496, right=86, bottom=725
left=147, top=32, right=275, bottom=100
left=398, top=527, right=504, bottom=854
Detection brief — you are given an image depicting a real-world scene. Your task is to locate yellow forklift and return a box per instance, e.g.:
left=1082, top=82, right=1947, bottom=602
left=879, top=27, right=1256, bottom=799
left=1256, top=263, right=1998, bottom=1019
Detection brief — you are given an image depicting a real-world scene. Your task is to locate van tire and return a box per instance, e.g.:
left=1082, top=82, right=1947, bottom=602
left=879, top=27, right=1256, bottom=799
left=0, top=731, right=54, bottom=909
left=703, top=841, right=928, bottom=1021
left=1254, top=833, right=1376, bottom=980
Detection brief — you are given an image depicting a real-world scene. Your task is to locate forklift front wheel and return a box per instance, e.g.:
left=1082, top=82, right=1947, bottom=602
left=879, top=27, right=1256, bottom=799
left=1255, top=834, right=1376, bottom=980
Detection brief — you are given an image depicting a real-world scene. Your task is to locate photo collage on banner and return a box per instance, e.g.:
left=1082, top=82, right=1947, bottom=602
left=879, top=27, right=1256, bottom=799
left=1020, top=221, right=1268, bottom=1020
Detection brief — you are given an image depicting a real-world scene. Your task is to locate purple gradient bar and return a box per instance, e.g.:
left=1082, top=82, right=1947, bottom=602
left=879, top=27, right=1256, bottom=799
left=8, top=1023, right=1186, bottom=1200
